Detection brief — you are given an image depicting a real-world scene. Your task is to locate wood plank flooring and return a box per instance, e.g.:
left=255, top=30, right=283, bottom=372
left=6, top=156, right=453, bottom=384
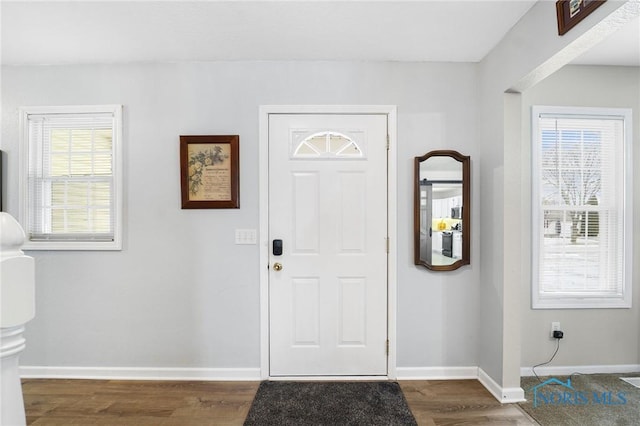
left=400, top=381, right=537, bottom=425
left=22, top=379, right=538, bottom=425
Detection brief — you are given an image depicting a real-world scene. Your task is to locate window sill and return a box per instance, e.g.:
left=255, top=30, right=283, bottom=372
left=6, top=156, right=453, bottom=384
left=533, top=296, right=632, bottom=309
left=22, top=240, right=122, bottom=251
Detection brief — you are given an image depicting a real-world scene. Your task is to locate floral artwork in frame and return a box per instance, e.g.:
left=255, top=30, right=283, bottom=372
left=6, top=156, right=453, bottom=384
left=180, top=135, right=239, bottom=209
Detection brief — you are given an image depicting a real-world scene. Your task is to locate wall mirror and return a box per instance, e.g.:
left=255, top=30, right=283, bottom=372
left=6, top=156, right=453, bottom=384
left=414, top=150, right=470, bottom=271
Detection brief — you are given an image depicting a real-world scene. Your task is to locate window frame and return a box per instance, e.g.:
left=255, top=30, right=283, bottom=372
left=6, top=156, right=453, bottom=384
left=292, top=131, right=364, bottom=159
left=531, top=105, right=633, bottom=309
left=19, top=105, right=123, bottom=251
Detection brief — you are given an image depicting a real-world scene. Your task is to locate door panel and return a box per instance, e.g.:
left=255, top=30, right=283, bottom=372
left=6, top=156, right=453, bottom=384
left=268, top=114, right=388, bottom=376
left=292, top=172, right=320, bottom=252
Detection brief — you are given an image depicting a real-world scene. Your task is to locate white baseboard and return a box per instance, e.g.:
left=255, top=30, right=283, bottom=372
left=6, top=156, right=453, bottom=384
left=19, top=366, right=262, bottom=381
left=396, top=366, right=478, bottom=380
left=396, top=366, right=524, bottom=403
left=478, top=368, right=525, bottom=404
left=520, top=364, right=640, bottom=377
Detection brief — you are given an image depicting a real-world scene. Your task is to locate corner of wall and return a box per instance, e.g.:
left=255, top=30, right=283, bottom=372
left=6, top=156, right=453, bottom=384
left=478, top=367, right=525, bottom=404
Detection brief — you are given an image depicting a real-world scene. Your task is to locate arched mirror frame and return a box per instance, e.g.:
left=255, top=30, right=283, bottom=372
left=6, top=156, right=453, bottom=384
left=414, top=150, right=470, bottom=271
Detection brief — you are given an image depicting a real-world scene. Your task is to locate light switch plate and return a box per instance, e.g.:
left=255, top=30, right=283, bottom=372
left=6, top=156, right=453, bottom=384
left=235, top=229, right=257, bottom=245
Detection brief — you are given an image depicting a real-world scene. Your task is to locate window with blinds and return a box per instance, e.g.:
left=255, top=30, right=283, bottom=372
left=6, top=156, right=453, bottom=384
left=19, top=105, right=123, bottom=250
left=531, top=106, right=632, bottom=309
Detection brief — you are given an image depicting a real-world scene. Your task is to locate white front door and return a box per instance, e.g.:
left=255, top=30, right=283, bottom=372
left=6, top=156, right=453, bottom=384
left=268, top=113, right=388, bottom=376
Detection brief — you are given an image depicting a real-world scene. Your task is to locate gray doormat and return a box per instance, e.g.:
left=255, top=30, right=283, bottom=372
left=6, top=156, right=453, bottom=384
left=520, top=373, right=640, bottom=425
left=244, top=381, right=417, bottom=425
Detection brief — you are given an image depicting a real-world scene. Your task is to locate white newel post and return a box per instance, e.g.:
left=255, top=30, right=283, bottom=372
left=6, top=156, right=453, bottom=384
left=0, top=213, right=35, bottom=426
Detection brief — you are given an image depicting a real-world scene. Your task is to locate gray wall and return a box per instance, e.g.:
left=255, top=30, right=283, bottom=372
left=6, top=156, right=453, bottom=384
left=476, top=0, right=634, bottom=389
left=520, top=65, right=640, bottom=369
left=1, top=61, right=480, bottom=370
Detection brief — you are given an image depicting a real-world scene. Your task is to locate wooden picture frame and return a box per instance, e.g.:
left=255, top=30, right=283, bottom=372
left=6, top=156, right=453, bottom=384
left=180, top=135, right=239, bottom=209
left=556, top=0, right=606, bottom=35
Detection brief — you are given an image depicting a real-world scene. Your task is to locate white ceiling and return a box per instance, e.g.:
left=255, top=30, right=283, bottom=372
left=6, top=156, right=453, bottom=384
left=0, top=1, right=637, bottom=66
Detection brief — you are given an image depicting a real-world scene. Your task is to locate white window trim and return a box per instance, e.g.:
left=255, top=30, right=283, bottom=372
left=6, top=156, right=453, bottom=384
left=19, top=105, right=123, bottom=251
left=531, top=105, right=633, bottom=309
left=292, top=130, right=365, bottom=159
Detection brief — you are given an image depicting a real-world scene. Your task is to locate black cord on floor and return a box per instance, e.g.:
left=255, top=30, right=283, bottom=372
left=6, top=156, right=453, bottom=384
left=531, top=338, right=561, bottom=382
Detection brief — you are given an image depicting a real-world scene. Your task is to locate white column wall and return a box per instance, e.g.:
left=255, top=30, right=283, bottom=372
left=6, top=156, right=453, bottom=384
left=478, top=0, right=638, bottom=393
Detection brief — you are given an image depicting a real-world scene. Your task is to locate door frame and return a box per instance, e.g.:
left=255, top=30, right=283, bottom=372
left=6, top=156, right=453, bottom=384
left=258, top=105, right=398, bottom=380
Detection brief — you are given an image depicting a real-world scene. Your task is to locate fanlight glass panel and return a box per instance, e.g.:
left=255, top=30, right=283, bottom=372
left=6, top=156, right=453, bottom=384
left=293, top=132, right=363, bottom=158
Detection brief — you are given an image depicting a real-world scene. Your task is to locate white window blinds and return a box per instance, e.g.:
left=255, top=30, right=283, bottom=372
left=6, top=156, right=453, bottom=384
left=20, top=106, right=123, bottom=250
left=532, top=106, right=632, bottom=309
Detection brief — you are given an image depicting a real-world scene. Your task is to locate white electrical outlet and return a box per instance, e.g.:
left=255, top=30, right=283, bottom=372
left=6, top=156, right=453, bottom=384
left=551, top=322, right=561, bottom=337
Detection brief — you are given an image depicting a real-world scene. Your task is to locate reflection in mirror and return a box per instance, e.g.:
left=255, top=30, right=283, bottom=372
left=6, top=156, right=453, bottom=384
left=414, top=150, right=470, bottom=271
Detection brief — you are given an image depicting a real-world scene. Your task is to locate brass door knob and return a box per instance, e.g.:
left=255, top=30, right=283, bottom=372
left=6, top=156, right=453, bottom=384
left=272, top=262, right=283, bottom=271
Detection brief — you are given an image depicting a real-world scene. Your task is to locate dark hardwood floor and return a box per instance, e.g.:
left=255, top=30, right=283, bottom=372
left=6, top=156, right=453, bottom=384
left=22, top=379, right=538, bottom=425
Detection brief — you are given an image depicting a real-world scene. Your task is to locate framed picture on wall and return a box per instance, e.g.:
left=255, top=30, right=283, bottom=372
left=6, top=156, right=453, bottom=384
left=556, top=0, right=606, bottom=35
left=180, top=135, right=240, bottom=209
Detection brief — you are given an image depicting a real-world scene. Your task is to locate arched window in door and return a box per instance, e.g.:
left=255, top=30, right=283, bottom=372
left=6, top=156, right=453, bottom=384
left=293, top=131, right=363, bottom=158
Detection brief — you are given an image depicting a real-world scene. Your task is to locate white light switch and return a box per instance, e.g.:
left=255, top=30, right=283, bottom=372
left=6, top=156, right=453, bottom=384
left=235, top=229, right=257, bottom=245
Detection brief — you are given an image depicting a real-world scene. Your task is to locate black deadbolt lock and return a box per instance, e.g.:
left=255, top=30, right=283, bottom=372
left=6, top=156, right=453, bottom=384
left=273, top=239, right=283, bottom=256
